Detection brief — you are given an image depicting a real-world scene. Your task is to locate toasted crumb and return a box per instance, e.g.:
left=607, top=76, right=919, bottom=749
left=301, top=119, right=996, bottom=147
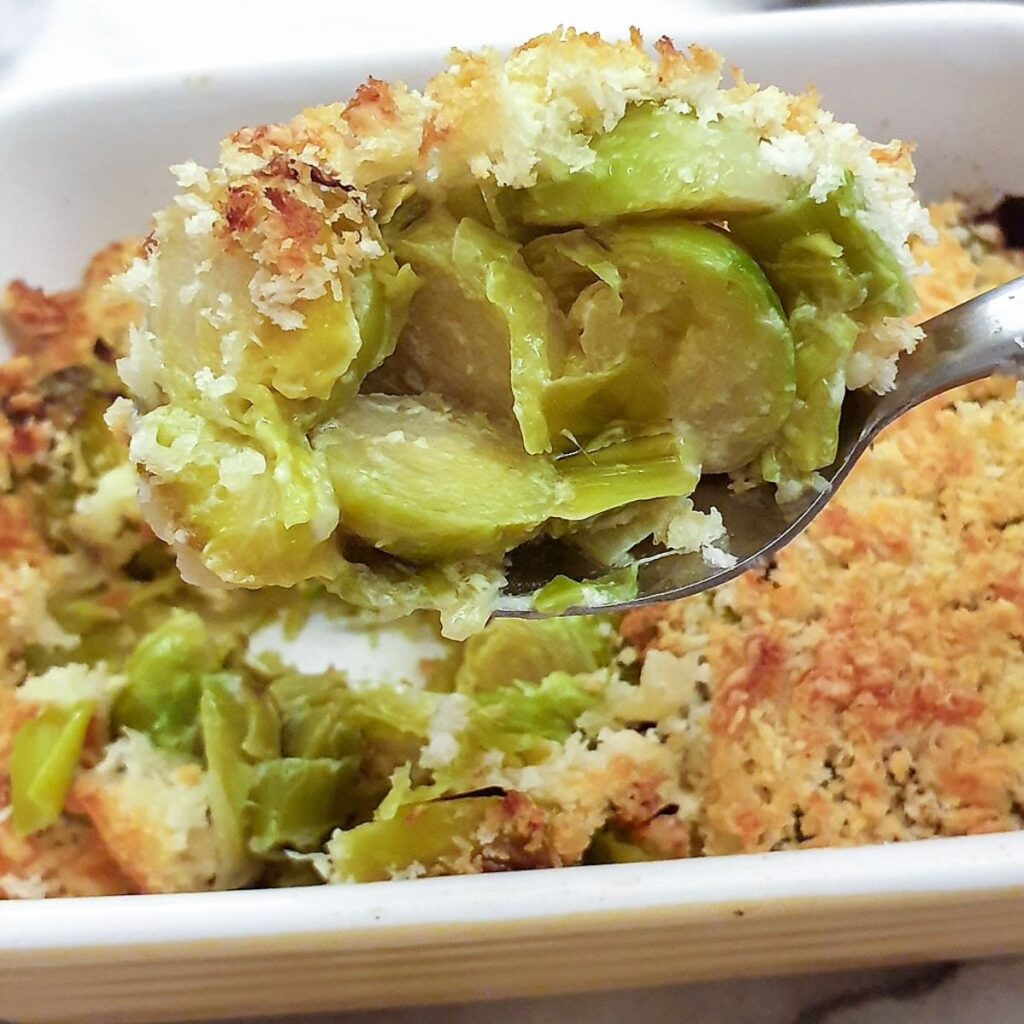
left=73, top=732, right=220, bottom=894
left=626, top=204, right=1024, bottom=854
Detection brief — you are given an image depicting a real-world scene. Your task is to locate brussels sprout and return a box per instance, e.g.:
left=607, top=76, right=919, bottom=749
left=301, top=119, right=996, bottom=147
left=454, top=617, right=614, bottom=694
left=199, top=674, right=280, bottom=886
left=111, top=609, right=217, bottom=757
left=764, top=306, right=860, bottom=475
left=328, top=797, right=501, bottom=882
left=730, top=174, right=915, bottom=475
left=133, top=390, right=342, bottom=587
left=249, top=757, right=359, bottom=854
left=10, top=702, right=96, bottom=837
left=268, top=673, right=365, bottom=761
left=729, top=174, right=915, bottom=321
left=526, top=222, right=796, bottom=471
left=517, top=104, right=790, bottom=226
left=324, top=553, right=505, bottom=641
left=129, top=200, right=418, bottom=591
left=531, top=565, right=639, bottom=614
left=142, top=206, right=417, bottom=418
left=268, top=672, right=441, bottom=821
left=562, top=498, right=679, bottom=568
left=259, top=253, right=418, bottom=415
left=556, top=432, right=700, bottom=521
left=471, top=670, right=604, bottom=747
left=376, top=211, right=566, bottom=453
left=585, top=825, right=660, bottom=864
left=314, top=395, right=559, bottom=563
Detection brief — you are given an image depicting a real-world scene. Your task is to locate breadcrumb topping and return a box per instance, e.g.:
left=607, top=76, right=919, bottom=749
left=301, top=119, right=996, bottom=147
left=622, top=203, right=1024, bottom=854
left=123, top=29, right=930, bottom=408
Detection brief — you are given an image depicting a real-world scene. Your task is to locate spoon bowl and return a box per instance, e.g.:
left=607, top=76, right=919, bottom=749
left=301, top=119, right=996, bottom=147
left=500, top=275, right=1024, bottom=616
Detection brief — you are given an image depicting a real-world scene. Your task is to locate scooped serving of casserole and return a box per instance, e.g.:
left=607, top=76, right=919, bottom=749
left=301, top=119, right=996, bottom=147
left=109, top=28, right=932, bottom=631
left=0, top=29, right=1022, bottom=899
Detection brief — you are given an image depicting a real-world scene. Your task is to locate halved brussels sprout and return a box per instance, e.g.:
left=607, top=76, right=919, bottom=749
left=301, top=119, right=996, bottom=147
left=454, top=616, right=614, bottom=694
left=730, top=175, right=916, bottom=475
left=199, top=673, right=280, bottom=885
left=531, top=565, right=639, bottom=614
left=374, top=211, right=566, bottom=454
left=111, top=610, right=217, bottom=757
left=556, top=431, right=700, bottom=521
left=517, top=104, right=791, bottom=226
left=314, top=394, right=559, bottom=563
left=562, top=498, right=679, bottom=568
left=249, top=757, right=359, bottom=855
left=142, top=205, right=417, bottom=422
left=585, top=825, right=661, bottom=864
left=133, top=390, right=342, bottom=587
left=730, top=175, right=915, bottom=320
left=259, top=257, right=419, bottom=416
left=527, top=221, right=797, bottom=471
left=324, top=552, right=505, bottom=641
left=470, top=670, right=604, bottom=747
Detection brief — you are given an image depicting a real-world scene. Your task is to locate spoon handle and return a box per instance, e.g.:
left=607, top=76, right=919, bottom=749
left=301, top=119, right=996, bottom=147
left=868, top=275, right=1024, bottom=432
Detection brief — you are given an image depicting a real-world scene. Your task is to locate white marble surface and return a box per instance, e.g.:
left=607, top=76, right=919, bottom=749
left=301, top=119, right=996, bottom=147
left=7, top=3, right=1024, bottom=1022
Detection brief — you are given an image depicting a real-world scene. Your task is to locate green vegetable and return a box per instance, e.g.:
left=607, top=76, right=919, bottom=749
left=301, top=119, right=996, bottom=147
left=472, top=670, right=603, bottom=747
left=730, top=174, right=914, bottom=320
left=454, top=616, right=614, bottom=694
left=111, top=610, right=217, bottom=756
left=249, top=757, right=359, bottom=854
left=121, top=86, right=914, bottom=630
left=134, top=205, right=421, bottom=590
left=526, top=221, right=796, bottom=471
left=147, top=210, right=417, bottom=421
left=268, top=672, right=438, bottom=819
left=730, top=175, right=914, bottom=475
left=765, top=306, right=860, bottom=476
left=328, top=797, right=502, bottom=882
left=324, top=554, right=504, bottom=641
left=10, top=702, right=95, bottom=837
left=133, top=390, right=342, bottom=587
left=518, top=104, right=790, bottom=226
left=268, top=673, right=364, bottom=761
left=585, top=826, right=660, bottom=864
left=532, top=565, right=639, bottom=614
left=315, top=395, right=559, bottom=563
left=563, top=498, right=678, bottom=568
left=556, top=432, right=700, bottom=521
left=199, top=674, right=280, bottom=886
left=260, top=258, right=419, bottom=416
left=591, top=221, right=794, bottom=470
left=379, top=211, right=566, bottom=453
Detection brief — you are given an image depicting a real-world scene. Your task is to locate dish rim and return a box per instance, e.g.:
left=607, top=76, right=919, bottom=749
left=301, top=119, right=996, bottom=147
left=2, top=0, right=1024, bottom=960
left=3, top=1, right=1023, bottom=116
left=3, top=822, right=1024, bottom=953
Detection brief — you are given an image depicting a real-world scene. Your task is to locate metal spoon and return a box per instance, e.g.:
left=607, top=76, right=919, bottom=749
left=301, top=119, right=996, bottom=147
left=501, top=275, right=1024, bottom=616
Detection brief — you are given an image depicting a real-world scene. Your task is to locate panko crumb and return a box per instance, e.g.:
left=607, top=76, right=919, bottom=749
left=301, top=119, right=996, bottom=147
left=73, top=731, right=222, bottom=894
left=622, top=202, right=1024, bottom=854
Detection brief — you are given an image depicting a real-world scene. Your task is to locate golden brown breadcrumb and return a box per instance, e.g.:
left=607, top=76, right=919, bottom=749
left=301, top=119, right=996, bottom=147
left=0, top=241, right=138, bottom=381
left=624, top=202, right=1024, bottom=855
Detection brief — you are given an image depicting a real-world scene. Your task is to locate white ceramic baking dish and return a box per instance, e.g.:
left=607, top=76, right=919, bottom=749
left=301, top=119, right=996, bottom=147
left=2, top=4, right=1024, bottom=1022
